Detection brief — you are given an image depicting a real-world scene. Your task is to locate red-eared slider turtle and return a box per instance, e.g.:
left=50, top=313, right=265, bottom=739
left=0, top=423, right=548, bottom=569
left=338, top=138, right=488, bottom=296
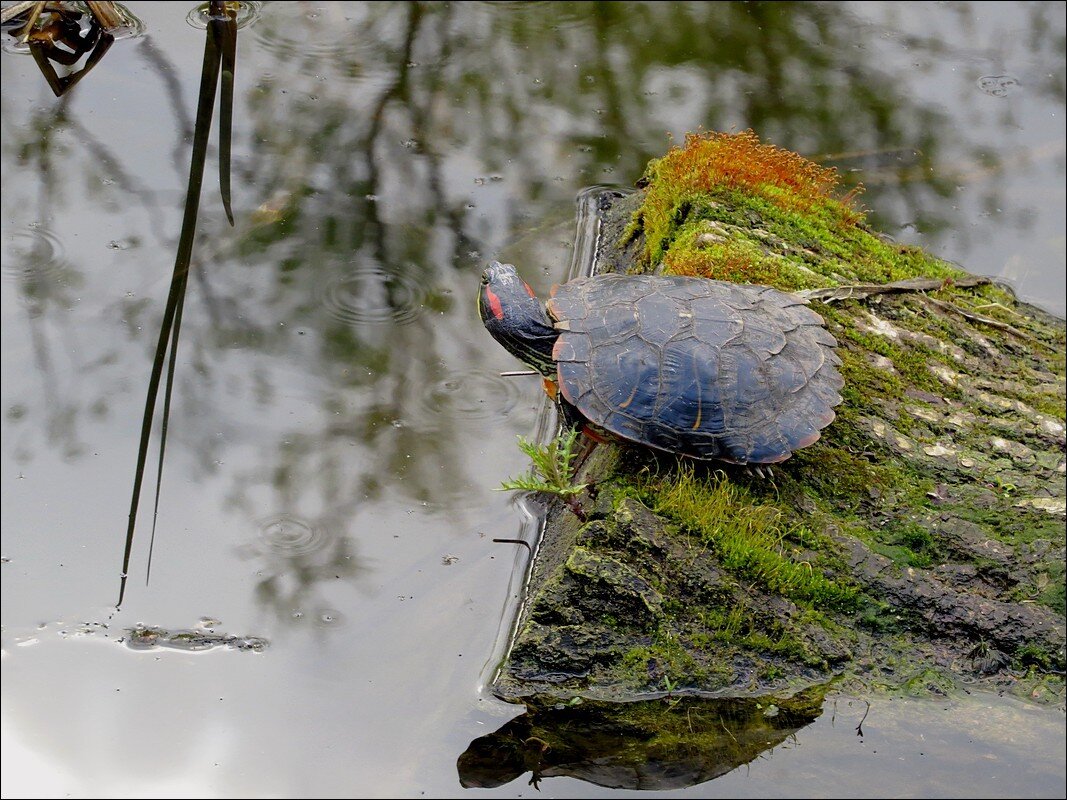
left=479, top=262, right=843, bottom=464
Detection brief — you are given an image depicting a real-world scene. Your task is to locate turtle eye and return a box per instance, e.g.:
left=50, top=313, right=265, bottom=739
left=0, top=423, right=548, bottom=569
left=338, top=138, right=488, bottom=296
left=480, top=273, right=490, bottom=286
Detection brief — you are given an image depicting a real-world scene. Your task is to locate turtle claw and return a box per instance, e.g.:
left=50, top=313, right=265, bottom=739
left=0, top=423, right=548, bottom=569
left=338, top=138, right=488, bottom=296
left=745, top=465, right=774, bottom=480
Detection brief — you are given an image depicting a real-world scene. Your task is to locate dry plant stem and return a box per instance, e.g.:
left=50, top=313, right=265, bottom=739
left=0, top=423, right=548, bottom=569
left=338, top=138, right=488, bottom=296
left=16, top=1, right=43, bottom=41
left=923, top=296, right=1032, bottom=339
left=800, top=274, right=1034, bottom=341
left=86, top=1, right=124, bottom=30
left=566, top=495, right=588, bottom=523
left=797, top=274, right=990, bottom=303
left=1, top=1, right=38, bottom=26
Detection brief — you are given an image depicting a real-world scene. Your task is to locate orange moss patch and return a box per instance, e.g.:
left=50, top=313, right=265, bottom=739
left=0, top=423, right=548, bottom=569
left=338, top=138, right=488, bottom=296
left=634, top=130, right=864, bottom=266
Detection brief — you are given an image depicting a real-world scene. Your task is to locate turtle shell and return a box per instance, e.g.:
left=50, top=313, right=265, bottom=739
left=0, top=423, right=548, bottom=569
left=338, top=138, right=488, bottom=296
left=546, top=274, right=843, bottom=464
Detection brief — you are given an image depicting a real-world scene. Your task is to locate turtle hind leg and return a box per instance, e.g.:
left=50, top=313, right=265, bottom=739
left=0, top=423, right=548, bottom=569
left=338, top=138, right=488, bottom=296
left=554, top=397, right=603, bottom=474
left=556, top=396, right=585, bottom=432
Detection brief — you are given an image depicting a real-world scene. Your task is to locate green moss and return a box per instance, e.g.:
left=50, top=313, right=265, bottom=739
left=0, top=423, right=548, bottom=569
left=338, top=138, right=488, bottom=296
left=901, top=668, right=958, bottom=697
left=1037, top=561, right=1066, bottom=615
left=659, top=221, right=818, bottom=289
left=620, top=632, right=705, bottom=690
left=869, top=520, right=942, bottom=568
left=791, top=446, right=883, bottom=506
left=855, top=598, right=904, bottom=633
left=1013, top=644, right=1055, bottom=671
left=955, top=505, right=1065, bottom=549
left=821, top=308, right=958, bottom=399
left=637, top=466, right=859, bottom=611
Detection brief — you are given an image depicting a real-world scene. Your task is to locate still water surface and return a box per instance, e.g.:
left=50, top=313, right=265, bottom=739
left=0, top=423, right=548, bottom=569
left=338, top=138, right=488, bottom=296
left=1, top=2, right=1064, bottom=797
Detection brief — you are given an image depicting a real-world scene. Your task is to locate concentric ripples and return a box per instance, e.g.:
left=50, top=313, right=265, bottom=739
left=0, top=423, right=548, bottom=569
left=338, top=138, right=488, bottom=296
left=250, top=4, right=375, bottom=64
left=312, top=608, right=345, bottom=629
left=321, top=268, right=427, bottom=326
left=186, top=1, right=262, bottom=30
left=3, top=227, right=67, bottom=281
left=415, top=372, right=528, bottom=424
left=255, top=514, right=329, bottom=557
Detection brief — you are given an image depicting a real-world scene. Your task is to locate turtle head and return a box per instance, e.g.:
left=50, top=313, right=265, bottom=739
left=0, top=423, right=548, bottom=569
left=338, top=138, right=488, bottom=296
left=479, top=261, right=558, bottom=376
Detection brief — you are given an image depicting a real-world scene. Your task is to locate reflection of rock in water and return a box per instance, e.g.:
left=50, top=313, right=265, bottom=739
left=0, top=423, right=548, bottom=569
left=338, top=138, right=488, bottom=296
left=457, top=688, right=825, bottom=790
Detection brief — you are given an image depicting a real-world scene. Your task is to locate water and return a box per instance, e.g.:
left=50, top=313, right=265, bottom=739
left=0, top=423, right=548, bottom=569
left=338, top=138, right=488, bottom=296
left=1, top=2, right=1063, bottom=797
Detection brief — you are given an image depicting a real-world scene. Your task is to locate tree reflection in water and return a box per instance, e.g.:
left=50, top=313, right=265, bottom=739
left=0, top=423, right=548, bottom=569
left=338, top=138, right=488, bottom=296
left=2, top=0, right=1056, bottom=620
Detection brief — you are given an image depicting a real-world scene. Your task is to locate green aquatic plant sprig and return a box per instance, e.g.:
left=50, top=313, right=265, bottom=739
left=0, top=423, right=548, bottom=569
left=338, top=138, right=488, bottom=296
left=500, top=429, right=589, bottom=520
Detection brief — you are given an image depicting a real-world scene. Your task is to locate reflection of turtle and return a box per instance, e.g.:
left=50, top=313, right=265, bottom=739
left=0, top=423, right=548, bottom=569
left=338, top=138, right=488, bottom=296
left=479, top=262, right=843, bottom=464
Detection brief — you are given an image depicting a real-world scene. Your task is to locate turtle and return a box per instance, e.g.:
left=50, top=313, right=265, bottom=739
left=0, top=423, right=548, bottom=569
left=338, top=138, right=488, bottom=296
left=478, top=261, right=844, bottom=465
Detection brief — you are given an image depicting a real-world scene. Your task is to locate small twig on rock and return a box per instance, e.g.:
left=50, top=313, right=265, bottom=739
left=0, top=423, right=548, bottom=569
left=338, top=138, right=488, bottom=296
left=797, top=275, right=990, bottom=304
left=923, top=296, right=1033, bottom=340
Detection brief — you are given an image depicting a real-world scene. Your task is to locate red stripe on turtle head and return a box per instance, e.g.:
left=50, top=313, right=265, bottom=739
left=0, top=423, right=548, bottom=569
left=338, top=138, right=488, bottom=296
left=485, top=287, right=505, bottom=320
left=523, top=280, right=536, bottom=298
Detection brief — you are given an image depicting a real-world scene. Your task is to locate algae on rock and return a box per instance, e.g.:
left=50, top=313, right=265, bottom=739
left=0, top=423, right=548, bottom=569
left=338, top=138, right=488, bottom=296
left=492, top=132, right=1066, bottom=706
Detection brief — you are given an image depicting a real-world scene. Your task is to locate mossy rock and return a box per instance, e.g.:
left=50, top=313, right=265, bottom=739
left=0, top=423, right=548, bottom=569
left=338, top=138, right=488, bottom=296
left=492, top=132, right=1065, bottom=706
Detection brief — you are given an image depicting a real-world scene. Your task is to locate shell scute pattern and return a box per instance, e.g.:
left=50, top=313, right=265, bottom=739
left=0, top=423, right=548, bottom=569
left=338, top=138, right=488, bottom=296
left=547, top=274, right=842, bottom=464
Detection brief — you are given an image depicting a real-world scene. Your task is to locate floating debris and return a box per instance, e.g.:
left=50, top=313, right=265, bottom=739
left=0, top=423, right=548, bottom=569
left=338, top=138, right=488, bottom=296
left=126, top=625, right=269, bottom=653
